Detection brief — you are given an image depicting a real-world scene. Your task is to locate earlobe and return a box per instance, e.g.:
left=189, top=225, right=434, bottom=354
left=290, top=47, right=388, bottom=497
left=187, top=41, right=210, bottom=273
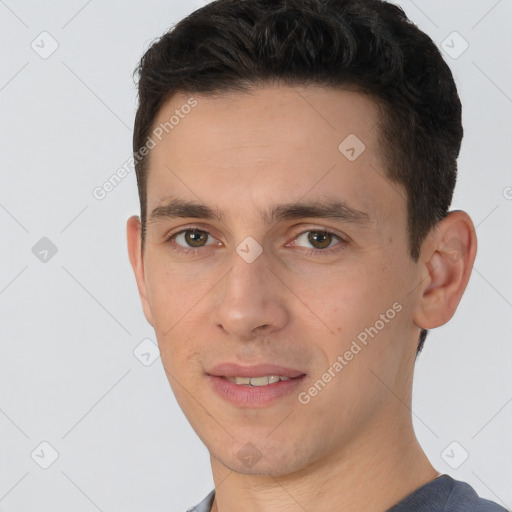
left=413, top=211, right=477, bottom=330
left=126, top=216, right=154, bottom=326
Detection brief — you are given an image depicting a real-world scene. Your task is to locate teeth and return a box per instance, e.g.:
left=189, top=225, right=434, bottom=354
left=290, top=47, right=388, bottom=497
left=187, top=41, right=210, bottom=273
left=226, top=375, right=292, bottom=386
left=232, top=377, right=251, bottom=385
left=249, top=376, right=270, bottom=386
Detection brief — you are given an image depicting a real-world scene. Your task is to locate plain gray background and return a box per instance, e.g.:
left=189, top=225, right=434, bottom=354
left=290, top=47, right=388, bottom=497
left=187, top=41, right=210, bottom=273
left=0, top=0, right=511, bottom=510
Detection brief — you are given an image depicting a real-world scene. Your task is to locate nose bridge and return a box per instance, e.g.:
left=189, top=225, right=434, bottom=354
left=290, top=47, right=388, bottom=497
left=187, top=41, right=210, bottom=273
left=230, top=242, right=267, bottom=290
left=211, top=246, right=289, bottom=337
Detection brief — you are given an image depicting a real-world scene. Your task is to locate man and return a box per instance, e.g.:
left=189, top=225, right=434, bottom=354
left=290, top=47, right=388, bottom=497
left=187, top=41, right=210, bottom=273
left=127, top=0, right=506, bottom=510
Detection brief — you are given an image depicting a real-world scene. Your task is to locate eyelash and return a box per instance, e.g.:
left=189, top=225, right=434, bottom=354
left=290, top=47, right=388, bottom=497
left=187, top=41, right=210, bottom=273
left=165, top=225, right=346, bottom=257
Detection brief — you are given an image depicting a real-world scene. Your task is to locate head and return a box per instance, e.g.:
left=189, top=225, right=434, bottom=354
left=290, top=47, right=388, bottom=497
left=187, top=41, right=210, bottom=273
left=128, top=0, right=476, bottom=476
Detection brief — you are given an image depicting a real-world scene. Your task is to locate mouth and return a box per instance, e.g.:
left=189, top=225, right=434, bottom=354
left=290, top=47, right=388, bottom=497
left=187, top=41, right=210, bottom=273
left=207, top=363, right=306, bottom=407
left=225, top=375, right=293, bottom=386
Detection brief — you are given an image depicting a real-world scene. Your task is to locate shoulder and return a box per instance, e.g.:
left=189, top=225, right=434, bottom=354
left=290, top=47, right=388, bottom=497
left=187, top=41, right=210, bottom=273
left=445, top=477, right=508, bottom=512
left=388, top=475, right=508, bottom=512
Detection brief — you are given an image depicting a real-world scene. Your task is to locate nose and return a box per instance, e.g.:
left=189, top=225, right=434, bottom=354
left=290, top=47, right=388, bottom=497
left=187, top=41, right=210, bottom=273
left=210, top=251, right=289, bottom=340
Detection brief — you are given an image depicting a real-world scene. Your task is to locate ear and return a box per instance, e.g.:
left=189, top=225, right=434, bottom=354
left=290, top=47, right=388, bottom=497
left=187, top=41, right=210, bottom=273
left=127, top=216, right=154, bottom=326
left=413, top=210, right=477, bottom=329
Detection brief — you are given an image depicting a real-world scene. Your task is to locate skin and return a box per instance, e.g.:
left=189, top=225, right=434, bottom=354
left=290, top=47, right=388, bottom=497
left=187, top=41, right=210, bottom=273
left=127, top=85, right=477, bottom=512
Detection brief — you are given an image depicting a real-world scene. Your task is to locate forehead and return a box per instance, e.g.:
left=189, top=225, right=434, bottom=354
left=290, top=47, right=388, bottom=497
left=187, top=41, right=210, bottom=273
left=145, top=85, right=404, bottom=227
left=151, top=85, right=381, bottom=158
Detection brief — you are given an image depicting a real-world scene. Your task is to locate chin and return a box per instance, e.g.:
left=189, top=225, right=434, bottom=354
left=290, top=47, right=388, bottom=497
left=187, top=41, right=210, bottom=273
left=212, top=440, right=313, bottom=477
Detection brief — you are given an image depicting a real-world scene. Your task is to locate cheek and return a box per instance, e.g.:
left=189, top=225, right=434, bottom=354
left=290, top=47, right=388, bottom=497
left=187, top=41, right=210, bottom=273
left=142, top=257, right=205, bottom=366
left=298, top=261, right=389, bottom=330
left=144, top=251, right=205, bottom=329
left=156, top=319, right=205, bottom=394
left=299, top=257, right=408, bottom=364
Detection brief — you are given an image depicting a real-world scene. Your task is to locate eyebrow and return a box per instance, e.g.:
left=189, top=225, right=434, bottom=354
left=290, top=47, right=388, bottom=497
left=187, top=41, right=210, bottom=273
left=149, top=197, right=371, bottom=226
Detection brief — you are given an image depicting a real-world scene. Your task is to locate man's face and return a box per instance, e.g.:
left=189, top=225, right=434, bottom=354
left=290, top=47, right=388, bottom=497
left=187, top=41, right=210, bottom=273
left=133, top=85, right=424, bottom=476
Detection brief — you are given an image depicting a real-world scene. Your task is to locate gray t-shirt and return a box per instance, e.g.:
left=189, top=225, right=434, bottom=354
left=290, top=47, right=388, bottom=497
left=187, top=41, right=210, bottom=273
left=187, top=475, right=508, bottom=511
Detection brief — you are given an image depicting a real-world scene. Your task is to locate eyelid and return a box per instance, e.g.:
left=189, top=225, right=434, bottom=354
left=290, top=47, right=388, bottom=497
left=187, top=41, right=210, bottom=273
left=165, top=224, right=219, bottom=240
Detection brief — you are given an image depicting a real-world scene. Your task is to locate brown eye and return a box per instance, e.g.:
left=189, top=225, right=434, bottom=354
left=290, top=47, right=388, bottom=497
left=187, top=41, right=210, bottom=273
left=173, top=229, right=213, bottom=248
left=293, top=230, right=342, bottom=251
left=307, top=231, right=333, bottom=249
left=185, top=230, right=209, bottom=247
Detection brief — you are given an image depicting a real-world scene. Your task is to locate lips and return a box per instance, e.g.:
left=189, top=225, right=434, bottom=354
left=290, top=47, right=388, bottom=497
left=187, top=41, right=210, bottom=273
left=207, top=363, right=306, bottom=407
left=208, top=363, right=305, bottom=379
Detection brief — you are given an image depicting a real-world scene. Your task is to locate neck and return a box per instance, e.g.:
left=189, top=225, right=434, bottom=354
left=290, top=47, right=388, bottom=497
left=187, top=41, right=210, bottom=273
left=209, top=409, right=438, bottom=512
